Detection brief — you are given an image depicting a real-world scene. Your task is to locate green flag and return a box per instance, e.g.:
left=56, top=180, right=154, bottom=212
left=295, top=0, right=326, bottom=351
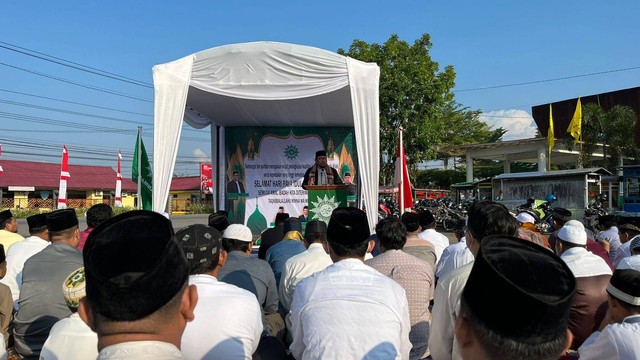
left=132, top=133, right=153, bottom=210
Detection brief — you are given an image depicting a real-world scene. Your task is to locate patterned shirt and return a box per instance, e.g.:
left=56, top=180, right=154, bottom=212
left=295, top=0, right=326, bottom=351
left=366, top=249, right=435, bottom=360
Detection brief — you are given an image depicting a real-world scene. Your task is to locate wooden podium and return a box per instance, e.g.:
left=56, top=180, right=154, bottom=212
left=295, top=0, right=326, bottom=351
left=306, top=185, right=349, bottom=223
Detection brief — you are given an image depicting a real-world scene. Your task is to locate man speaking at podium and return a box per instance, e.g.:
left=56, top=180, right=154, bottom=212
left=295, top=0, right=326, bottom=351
left=302, top=150, right=343, bottom=190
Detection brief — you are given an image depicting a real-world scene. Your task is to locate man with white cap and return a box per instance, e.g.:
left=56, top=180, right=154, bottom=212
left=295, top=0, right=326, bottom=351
left=218, top=224, right=284, bottom=339
left=514, top=210, right=550, bottom=248
left=556, top=219, right=613, bottom=351
left=631, top=236, right=640, bottom=256
left=177, top=224, right=265, bottom=360
left=289, top=207, right=411, bottom=359
left=40, top=267, right=98, bottom=360
left=578, top=256, right=640, bottom=359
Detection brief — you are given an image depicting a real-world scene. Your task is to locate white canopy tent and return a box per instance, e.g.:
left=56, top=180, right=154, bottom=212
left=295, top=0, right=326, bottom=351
left=152, top=41, right=380, bottom=230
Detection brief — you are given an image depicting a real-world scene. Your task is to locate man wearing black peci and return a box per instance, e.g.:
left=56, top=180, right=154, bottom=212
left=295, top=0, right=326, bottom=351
left=301, top=150, right=343, bottom=190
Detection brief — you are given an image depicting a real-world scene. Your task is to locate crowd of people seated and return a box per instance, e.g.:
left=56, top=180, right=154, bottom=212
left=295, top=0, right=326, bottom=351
left=0, top=201, right=637, bottom=359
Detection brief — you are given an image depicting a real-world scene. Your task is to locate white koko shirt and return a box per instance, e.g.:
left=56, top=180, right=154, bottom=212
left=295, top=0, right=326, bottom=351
left=181, top=274, right=263, bottom=360
left=289, top=258, right=411, bottom=360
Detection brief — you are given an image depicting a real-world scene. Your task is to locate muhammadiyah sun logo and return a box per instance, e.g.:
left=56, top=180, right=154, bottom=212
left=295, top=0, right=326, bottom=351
left=284, top=145, right=299, bottom=160
left=310, top=194, right=340, bottom=223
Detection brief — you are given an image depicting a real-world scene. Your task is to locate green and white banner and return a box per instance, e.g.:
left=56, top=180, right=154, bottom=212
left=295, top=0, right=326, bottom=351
left=225, top=127, right=357, bottom=235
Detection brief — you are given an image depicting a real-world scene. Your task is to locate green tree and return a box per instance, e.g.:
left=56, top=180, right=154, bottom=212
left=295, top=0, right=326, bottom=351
left=414, top=169, right=465, bottom=189
left=436, top=102, right=507, bottom=169
left=565, top=103, right=638, bottom=171
left=338, top=34, right=456, bottom=185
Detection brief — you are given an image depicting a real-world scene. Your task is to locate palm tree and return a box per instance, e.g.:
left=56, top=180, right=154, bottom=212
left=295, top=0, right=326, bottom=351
left=569, top=103, right=638, bottom=171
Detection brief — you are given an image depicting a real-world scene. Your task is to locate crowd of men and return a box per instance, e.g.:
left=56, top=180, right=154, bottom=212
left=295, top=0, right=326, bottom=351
left=0, top=200, right=637, bottom=359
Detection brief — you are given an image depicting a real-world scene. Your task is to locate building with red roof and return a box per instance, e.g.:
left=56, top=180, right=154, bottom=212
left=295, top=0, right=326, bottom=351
left=0, top=159, right=137, bottom=209
left=169, top=175, right=214, bottom=213
left=0, top=160, right=213, bottom=212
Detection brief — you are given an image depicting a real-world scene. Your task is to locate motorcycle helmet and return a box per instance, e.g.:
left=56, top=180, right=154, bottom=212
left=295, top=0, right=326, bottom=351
left=545, top=194, right=557, bottom=202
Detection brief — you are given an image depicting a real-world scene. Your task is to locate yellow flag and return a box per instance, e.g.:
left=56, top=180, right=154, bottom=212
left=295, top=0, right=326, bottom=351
left=568, top=98, right=582, bottom=144
left=547, top=104, right=554, bottom=155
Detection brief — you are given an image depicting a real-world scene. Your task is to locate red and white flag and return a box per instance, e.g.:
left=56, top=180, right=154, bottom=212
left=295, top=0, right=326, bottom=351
left=57, top=145, right=70, bottom=209
left=394, top=129, right=413, bottom=213
left=115, top=150, right=123, bottom=207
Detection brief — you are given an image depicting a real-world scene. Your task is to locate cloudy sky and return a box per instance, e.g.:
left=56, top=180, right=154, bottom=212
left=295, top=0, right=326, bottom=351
left=480, top=110, right=538, bottom=141
left=1, top=1, right=638, bottom=175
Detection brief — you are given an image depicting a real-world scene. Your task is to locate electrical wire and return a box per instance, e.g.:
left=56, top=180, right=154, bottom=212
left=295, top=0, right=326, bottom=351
left=455, top=66, right=640, bottom=92
left=0, top=41, right=152, bottom=88
left=0, top=88, right=152, bottom=117
left=0, top=62, right=153, bottom=103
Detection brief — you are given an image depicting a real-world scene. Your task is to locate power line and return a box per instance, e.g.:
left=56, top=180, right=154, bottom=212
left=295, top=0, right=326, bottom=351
left=0, top=111, right=209, bottom=140
left=0, top=62, right=153, bottom=103
left=0, top=99, right=151, bottom=127
left=0, top=41, right=153, bottom=88
left=0, top=88, right=152, bottom=117
left=0, top=141, right=209, bottom=164
left=0, top=111, right=137, bottom=134
left=455, top=66, right=640, bottom=92
left=0, top=97, right=207, bottom=134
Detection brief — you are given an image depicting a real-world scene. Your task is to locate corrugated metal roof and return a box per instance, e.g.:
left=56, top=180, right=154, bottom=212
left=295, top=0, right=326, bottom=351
left=451, top=178, right=492, bottom=188
left=0, top=159, right=137, bottom=191
left=492, top=167, right=611, bottom=180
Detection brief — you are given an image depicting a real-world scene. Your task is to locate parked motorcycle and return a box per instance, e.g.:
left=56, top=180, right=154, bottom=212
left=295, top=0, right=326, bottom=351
left=584, top=193, right=608, bottom=233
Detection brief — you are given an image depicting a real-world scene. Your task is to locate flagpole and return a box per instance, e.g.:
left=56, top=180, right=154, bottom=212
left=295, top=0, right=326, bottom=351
left=137, top=127, right=142, bottom=210
left=398, top=128, right=404, bottom=214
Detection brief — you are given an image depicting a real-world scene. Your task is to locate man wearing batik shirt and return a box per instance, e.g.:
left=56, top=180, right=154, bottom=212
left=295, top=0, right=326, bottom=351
left=366, top=217, right=434, bottom=360
left=556, top=220, right=612, bottom=350
left=579, top=256, right=640, bottom=359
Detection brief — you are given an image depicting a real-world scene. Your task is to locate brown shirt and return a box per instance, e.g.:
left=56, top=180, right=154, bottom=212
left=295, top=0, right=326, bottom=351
left=0, top=283, right=11, bottom=346
left=569, top=274, right=611, bottom=349
left=403, top=235, right=437, bottom=267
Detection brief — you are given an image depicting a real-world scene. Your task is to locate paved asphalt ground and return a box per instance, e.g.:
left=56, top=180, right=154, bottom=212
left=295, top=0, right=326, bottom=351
left=16, top=213, right=459, bottom=245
